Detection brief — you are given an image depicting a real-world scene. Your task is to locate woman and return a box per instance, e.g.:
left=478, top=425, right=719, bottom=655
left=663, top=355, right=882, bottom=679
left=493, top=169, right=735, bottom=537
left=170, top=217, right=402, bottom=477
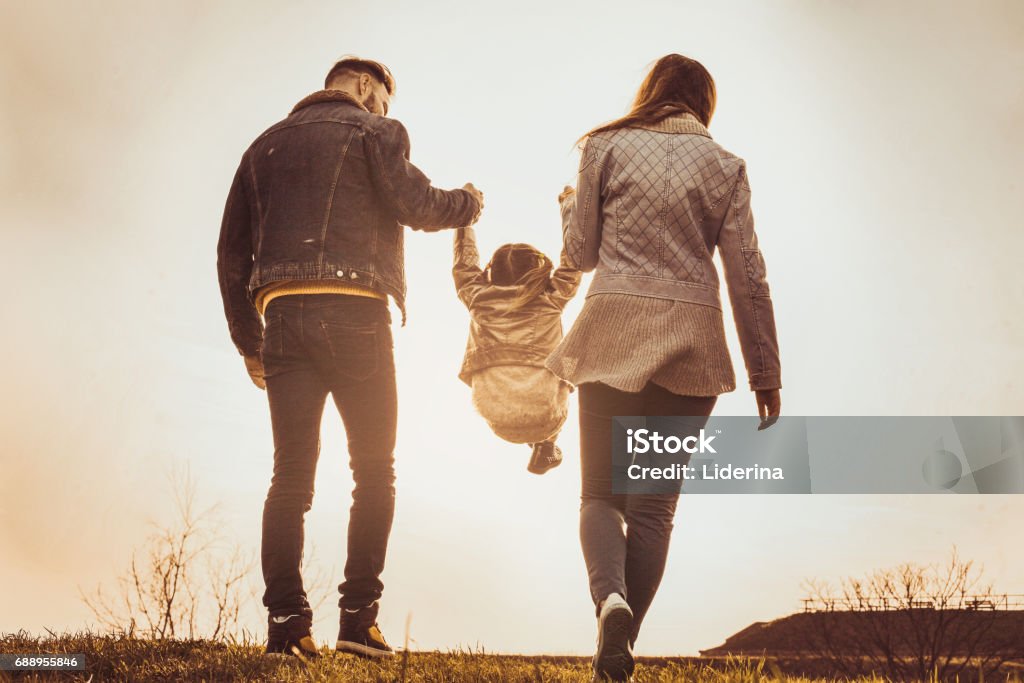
left=545, top=54, right=783, bottom=681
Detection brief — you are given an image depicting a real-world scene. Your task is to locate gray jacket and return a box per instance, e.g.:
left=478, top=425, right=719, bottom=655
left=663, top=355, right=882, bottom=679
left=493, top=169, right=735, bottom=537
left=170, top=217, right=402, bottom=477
left=561, top=113, right=781, bottom=390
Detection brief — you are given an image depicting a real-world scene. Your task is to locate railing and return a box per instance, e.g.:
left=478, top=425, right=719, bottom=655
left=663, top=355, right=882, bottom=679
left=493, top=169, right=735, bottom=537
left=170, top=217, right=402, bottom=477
left=802, top=594, right=1024, bottom=612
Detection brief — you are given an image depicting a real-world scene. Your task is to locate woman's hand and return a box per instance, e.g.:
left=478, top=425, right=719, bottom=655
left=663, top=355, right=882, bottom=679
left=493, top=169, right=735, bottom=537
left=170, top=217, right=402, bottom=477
left=558, top=185, right=576, bottom=204
left=756, top=389, right=781, bottom=430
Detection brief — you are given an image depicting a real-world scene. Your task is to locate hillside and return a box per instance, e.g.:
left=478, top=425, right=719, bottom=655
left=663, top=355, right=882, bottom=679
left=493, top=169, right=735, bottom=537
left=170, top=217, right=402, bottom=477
left=701, top=610, right=1024, bottom=657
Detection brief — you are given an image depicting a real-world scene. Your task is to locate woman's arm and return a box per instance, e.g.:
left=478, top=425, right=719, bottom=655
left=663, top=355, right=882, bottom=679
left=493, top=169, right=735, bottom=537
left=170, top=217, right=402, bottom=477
left=561, top=137, right=605, bottom=272
left=452, top=226, right=487, bottom=308
left=716, top=162, right=782, bottom=392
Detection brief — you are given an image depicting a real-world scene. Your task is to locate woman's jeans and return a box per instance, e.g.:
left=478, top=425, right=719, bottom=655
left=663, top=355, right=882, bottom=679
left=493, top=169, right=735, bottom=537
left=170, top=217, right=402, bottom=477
left=259, top=294, right=396, bottom=618
left=578, top=381, right=717, bottom=644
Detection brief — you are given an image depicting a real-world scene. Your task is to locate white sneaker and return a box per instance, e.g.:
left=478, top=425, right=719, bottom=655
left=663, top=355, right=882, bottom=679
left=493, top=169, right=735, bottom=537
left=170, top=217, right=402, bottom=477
left=592, top=593, right=634, bottom=681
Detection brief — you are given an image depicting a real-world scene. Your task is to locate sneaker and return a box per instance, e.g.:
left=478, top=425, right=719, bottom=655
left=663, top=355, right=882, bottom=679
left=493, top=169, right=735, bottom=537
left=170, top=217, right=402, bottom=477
left=592, top=593, right=634, bottom=681
left=528, top=441, right=563, bottom=475
left=265, top=612, right=320, bottom=661
left=336, top=603, right=395, bottom=658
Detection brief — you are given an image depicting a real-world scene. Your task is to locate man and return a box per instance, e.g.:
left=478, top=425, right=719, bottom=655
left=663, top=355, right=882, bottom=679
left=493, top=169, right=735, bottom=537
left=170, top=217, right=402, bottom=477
left=217, top=56, right=483, bottom=660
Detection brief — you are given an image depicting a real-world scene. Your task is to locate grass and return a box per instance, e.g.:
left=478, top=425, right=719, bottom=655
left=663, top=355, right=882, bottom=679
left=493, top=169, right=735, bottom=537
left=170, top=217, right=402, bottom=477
left=1, top=631, right=1020, bottom=682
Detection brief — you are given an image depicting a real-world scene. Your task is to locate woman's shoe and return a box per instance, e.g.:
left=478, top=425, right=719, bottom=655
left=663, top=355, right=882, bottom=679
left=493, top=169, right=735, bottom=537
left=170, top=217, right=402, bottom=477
left=592, top=593, right=634, bottom=681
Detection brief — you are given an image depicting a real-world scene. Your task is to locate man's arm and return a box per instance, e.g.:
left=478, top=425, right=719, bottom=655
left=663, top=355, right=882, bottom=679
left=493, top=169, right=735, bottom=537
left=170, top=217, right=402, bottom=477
left=453, top=226, right=487, bottom=308
left=216, top=153, right=264, bottom=363
left=368, top=117, right=482, bottom=231
left=561, top=137, right=605, bottom=272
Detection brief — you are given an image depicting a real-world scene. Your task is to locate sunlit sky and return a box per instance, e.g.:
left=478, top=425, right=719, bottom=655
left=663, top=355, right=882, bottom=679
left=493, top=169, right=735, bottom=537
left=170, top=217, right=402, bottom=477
left=1, top=0, right=1023, bottom=656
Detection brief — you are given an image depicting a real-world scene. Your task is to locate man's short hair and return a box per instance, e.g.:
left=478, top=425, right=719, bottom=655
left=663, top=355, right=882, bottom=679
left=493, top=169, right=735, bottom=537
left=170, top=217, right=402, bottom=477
left=325, top=56, right=396, bottom=95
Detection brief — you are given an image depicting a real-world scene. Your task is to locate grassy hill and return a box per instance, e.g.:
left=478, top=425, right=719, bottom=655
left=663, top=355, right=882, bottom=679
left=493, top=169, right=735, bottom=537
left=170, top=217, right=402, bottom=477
left=0, top=630, right=943, bottom=682
left=701, top=610, right=1024, bottom=656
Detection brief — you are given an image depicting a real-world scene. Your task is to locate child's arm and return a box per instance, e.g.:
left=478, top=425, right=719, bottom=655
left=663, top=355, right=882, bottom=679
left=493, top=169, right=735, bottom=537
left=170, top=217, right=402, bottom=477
left=453, top=226, right=487, bottom=308
left=547, top=246, right=582, bottom=309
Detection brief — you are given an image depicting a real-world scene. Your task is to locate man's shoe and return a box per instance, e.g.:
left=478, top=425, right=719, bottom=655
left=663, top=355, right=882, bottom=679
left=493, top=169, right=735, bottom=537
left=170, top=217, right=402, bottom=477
left=265, top=612, right=320, bottom=661
left=528, top=441, right=563, bottom=475
left=336, top=603, right=395, bottom=658
left=592, top=593, right=634, bottom=681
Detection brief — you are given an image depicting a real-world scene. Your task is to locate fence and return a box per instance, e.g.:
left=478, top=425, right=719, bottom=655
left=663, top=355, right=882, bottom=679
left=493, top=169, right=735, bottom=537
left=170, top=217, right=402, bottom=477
left=802, top=594, right=1024, bottom=612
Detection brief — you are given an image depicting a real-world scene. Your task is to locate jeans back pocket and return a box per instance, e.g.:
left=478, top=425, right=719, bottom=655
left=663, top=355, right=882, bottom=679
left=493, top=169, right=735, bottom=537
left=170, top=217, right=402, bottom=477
left=319, top=320, right=380, bottom=382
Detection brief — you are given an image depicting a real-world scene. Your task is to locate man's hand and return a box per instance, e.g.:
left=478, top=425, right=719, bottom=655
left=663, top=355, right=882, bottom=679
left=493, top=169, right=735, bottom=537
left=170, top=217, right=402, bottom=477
left=756, top=389, right=781, bottom=430
left=558, top=185, right=576, bottom=204
left=462, top=182, right=484, bottom=225
left=244, top=355, right=266, bottom=390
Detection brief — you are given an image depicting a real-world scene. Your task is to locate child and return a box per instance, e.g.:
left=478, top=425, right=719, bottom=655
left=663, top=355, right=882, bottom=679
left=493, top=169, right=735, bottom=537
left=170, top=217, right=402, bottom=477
left=453, top=225, right=581, bottom=474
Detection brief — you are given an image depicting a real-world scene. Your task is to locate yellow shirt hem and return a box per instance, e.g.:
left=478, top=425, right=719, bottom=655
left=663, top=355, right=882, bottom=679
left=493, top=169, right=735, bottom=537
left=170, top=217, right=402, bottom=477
left=255, top=280, right=387, bottom=316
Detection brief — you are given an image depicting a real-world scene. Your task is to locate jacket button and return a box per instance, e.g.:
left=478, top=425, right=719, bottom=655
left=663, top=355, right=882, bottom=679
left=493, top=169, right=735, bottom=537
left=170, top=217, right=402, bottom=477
left=350, top=272, right=359, bottom=279
left=336, top=270, right=344, bottom=277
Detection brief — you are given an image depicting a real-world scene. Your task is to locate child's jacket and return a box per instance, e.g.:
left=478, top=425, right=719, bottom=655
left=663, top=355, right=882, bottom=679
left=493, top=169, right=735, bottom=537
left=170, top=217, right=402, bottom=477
left=452, top=227, right=581, bottom=387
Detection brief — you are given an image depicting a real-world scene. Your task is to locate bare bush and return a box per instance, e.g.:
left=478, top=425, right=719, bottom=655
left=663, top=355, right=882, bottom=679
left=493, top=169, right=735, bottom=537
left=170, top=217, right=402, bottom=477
left=800, top=548, right=1024, bottom=681
left=80, top=464, right=256, bottom=641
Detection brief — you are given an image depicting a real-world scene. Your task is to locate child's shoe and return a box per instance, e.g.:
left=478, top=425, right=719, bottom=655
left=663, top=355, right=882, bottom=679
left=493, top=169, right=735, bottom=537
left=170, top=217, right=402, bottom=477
left=528, top=441, right=562, bottom=475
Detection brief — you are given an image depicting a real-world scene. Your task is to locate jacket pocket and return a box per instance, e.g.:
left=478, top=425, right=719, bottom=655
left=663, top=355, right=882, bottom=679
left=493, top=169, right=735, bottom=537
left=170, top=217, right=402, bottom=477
left=319, top=320, right=380, bottom=381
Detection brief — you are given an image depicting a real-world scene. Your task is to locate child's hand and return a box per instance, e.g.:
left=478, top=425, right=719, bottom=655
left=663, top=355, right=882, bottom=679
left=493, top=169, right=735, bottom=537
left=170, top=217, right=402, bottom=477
left=558, top=185, right=576, bottom=203
left=463, top=182, right=484, bottom=224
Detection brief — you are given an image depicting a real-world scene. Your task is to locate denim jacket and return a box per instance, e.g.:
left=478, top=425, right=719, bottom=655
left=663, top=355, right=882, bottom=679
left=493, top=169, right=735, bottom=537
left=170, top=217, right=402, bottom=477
left=561, top=113, right=782, bottom=390
left=217, top=90, right=481, bottom=357
left=453, top=227, right=581, bottom=386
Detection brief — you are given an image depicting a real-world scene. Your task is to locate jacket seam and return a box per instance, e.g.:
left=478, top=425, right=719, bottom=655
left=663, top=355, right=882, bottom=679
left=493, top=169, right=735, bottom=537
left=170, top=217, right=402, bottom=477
left=255, top=118, right=362, bottom=143
left=580, top=140, right=602, bottom=271
left=701, top=158, right=741, bottom=227
left=584, top=288, right=723, bottom=309
left=319, top=133, right=354, bottom=269
left=593, top=272, right=717, bottom=286
left=247, top=150, right=265, bottom=282
left=657, top=136, right=673, bottom=278
left=731, top=166, right=767, bottom=378
left=367, top=126, right=413, bottom=221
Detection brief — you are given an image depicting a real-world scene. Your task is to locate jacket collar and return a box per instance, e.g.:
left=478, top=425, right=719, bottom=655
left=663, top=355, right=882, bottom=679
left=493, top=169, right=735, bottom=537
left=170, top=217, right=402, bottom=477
left=634, top=112, right=711, bottom=138
left=291, top=89, right=368, bottom=114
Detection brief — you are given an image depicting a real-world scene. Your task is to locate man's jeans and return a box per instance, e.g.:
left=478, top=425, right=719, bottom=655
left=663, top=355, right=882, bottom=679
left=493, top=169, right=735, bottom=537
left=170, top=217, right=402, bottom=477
left=578, top=381, right=716, bottom=644
left=259, top=294, right=396, bottom=618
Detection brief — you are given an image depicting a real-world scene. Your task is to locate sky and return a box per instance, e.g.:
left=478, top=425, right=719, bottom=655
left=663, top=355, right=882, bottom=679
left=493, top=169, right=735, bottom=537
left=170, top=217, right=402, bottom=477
left=1, top=0, right=1023, bottom=656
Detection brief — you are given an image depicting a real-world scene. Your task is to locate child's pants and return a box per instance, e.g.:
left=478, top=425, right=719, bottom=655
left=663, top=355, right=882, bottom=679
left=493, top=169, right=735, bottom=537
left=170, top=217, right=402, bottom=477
left=471, top=365, right=571, bottom=444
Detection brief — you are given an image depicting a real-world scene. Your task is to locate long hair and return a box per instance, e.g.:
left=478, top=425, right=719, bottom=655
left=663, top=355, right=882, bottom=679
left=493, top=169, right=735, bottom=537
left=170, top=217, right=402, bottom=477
left=485, top=243, right=553, bottom=313
left=579, top=54, right=716, bottom=143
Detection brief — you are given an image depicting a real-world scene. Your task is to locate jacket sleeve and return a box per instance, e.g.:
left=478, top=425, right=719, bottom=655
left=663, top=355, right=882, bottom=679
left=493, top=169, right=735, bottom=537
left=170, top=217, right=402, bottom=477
left=452, top=226, right=487, bottom=308
left=216, top=152, right=263, bottom=358
left=546, top=247, right=582, bottom=309
left=716, top=161, right=782, bottom=391
left=561, top=137, right=605, bottom=272
left=368, top=117, right=482, bottom=232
